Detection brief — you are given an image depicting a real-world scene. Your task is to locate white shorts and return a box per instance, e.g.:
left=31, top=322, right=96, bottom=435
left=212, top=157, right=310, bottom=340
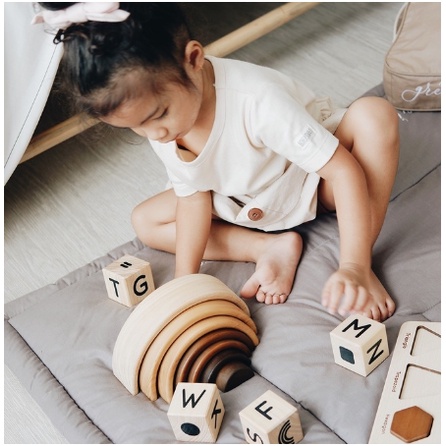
left=315, top=96, right=348, bottom=134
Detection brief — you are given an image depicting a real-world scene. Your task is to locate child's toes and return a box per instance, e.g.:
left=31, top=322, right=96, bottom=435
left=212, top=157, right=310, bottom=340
left=255, top=288, right=266, bottom=303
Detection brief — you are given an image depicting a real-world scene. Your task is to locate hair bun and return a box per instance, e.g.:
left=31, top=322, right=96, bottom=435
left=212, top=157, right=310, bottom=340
left=89, top=30, right=124, bottom=56
left=38, top=2, right=77, bottom=12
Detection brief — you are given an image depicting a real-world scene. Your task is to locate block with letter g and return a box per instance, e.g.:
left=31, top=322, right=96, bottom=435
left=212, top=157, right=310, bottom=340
left=102, top=255, right=155, bottom=307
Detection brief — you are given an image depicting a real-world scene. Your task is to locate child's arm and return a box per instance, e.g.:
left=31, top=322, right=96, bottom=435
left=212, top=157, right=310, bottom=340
left=175, top=191, right=213, bottom=277
left=316, top=143, right=373, bottom=315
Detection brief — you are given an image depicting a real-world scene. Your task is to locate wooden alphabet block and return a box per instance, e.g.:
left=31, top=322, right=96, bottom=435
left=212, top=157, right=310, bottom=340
left=102, top=255, right=155, bottom=307
left=330, top=314, right=389, bottom=376
left=167, top=383, right=225, bottom=443
left=239, top=390, right=303, bottom=444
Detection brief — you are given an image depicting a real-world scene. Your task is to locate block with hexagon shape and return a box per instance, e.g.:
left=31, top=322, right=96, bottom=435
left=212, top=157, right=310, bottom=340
left=330, top=314, right=389, bottom=376
left=167, top=383, right=225, bottom=443
left=239, top=390, right=303, bottom=444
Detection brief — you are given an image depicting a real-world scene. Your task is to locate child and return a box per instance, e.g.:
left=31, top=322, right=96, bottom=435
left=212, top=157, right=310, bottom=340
left=35, top=2, right=399, bottom=321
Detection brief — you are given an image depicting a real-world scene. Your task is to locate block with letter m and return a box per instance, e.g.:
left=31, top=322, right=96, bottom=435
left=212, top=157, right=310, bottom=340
left=330, top=314, right=389, bottom=376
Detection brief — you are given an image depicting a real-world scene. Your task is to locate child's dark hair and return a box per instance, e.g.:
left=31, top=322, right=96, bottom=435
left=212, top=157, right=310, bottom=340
left=39, top=2, right=193, bottom=117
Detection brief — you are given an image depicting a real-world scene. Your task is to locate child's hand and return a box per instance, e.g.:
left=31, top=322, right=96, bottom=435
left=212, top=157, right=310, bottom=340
left=321, top=263, right=371, bottom=317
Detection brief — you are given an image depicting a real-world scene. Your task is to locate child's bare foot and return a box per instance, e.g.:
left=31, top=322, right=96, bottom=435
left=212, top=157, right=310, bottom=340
left=322, top=265, right=396, bottom=321
left=357, top=270, right=396, bottom=321
left=239, top=232, right=302, bottom=304
left=329, top=269, right=396, bottom=322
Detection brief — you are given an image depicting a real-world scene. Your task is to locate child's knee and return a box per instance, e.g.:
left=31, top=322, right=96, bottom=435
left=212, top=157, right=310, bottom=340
left=131, top=202, right=148, bottom=237
left=375, top=99, right=399, bottom=158
left=375, top=98, right=399, bottom=137
left=131, top=199, right=160, bottom=245
left=358, top=97, right=398, bottom=133
left=131, top=191, right=177, bottom=246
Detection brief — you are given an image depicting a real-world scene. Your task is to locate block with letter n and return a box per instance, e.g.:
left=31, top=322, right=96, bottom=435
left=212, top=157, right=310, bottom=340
left=330, top=314, right=389, bottom=376
left=102, top=255, right=155, bottom=307
left=167, top=383, right=225, bottom=443
left=239, top=390, right=303, bottom=444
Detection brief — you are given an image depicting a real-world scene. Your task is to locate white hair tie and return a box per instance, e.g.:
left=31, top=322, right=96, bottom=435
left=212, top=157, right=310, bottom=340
left=31, top=2, right=130, bottom=29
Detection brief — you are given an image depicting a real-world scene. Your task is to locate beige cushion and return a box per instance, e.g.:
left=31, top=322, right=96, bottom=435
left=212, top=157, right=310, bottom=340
left=383, top=3, right=441, bottom=111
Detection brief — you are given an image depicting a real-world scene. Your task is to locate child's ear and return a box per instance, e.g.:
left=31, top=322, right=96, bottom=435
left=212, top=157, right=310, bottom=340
left=184, top=40, right=205, bottom=72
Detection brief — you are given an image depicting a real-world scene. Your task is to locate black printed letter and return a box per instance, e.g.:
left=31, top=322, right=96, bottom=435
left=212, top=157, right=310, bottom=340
left=133, top=274, right=148, bottom=296
left=342, top=318, right=371, bottom=338
left=367, top=338, right=385, bottom=365
left=255, top=401, right=273, bottom=420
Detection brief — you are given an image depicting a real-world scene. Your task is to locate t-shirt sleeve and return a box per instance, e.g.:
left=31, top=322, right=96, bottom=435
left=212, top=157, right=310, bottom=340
left=149, top=141, right=199, bottom=197
left=248, top=86, right=339, bottom=172
left=165, top=168, right=198, bottom=197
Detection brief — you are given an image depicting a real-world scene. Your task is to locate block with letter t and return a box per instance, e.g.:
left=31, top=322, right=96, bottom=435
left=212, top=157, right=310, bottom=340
left=330, top=314, right=389, bottom=376
left=102, top=255, right=155, bottom=307
left=167, top=383, right=225, bottom=443
left=239, top=390, right=303, bottom=444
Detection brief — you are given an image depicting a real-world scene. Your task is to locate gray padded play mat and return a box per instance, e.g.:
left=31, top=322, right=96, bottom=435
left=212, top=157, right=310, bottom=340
left=5, top=84, right=441, bottom=443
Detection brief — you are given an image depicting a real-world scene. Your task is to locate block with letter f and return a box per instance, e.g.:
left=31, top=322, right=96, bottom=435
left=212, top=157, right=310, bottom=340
left=330, top=314, right=389, bottom=376
left=239, top=390, right=303, bottom=444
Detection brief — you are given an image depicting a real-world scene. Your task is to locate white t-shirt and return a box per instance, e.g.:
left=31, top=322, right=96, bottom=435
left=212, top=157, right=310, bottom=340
left=150, top=56, right=343, bottom=231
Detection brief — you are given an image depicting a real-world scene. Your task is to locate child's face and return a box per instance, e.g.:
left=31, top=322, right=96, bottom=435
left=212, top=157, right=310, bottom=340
left=101, top=78, right=203, bottom=144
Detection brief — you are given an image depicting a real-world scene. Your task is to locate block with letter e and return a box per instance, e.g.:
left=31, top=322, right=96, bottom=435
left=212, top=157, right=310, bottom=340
left=330, top=314, right=389, bottom=376
left=239, top=390, right=303, bottom=444
left=102, top=255, right=155, bottom=307
left=167, top=383, right=225, bottom=443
